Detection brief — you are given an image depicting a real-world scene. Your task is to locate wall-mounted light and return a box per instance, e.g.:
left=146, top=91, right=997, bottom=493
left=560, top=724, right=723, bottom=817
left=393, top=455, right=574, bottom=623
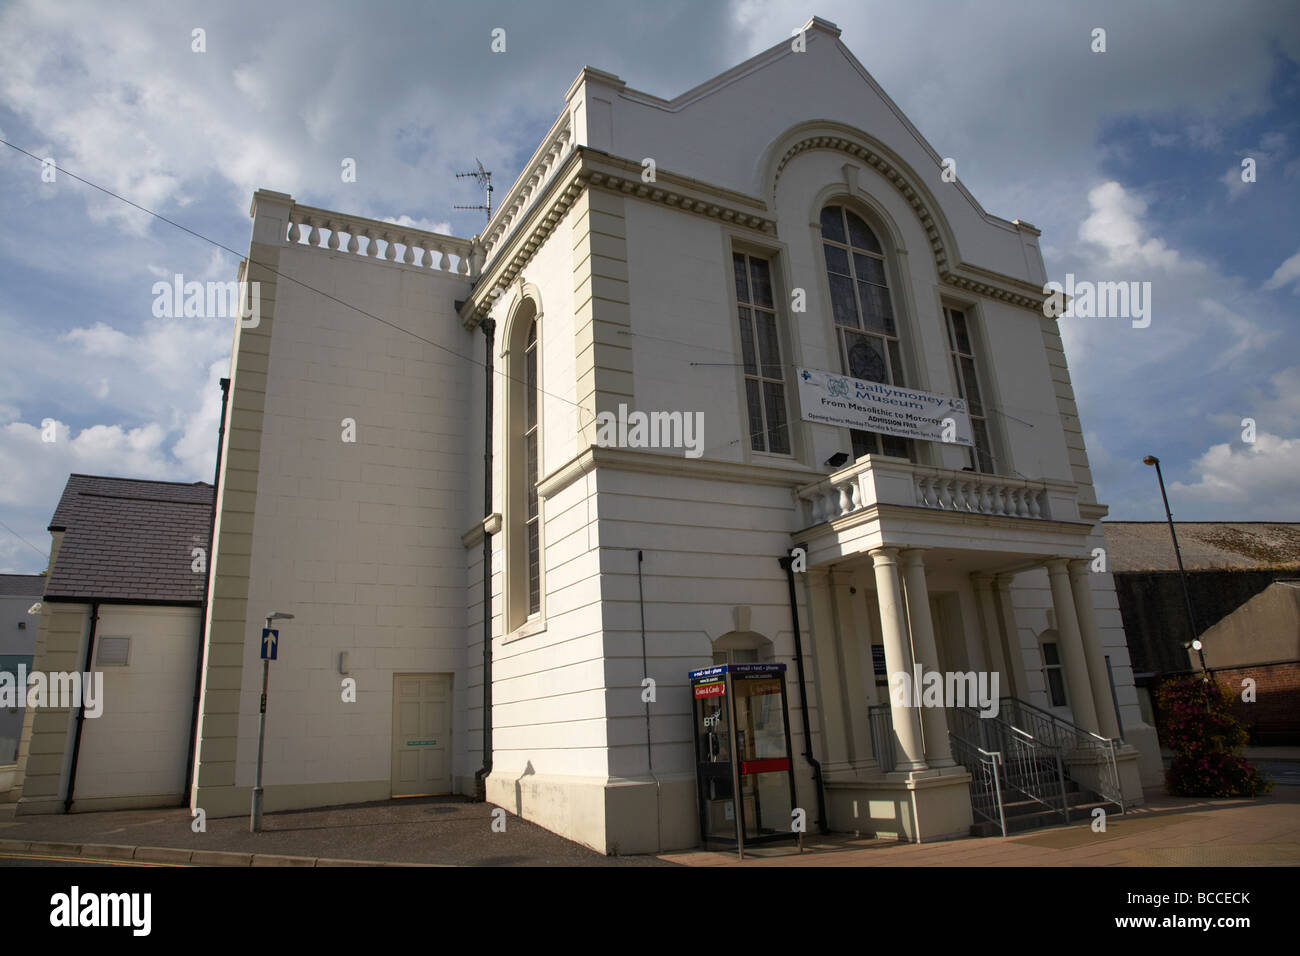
left=824, top=452, right=849, bottom=468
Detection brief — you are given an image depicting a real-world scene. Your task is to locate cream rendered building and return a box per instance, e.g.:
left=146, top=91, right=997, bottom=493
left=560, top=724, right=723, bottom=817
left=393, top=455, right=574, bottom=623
left=138, top=17, right=1157, bottom=852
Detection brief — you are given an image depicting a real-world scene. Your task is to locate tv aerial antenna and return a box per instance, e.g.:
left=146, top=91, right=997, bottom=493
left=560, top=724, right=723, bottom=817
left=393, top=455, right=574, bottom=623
left=454, top=159, right=493, bottom=222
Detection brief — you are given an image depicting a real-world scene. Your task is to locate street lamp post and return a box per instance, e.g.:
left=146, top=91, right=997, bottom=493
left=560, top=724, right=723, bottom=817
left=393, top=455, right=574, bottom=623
left=252, top=611, right=294, bottom=833
left=1142, top=456, right=1205, bottom=672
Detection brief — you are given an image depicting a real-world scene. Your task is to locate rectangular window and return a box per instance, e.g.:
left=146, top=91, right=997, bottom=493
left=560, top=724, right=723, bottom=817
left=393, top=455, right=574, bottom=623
left=944, top=306, right=995, bottom=473
left=1043, top=642, right=1068, bottom=708
left=734, top=252, right=790, bottom=455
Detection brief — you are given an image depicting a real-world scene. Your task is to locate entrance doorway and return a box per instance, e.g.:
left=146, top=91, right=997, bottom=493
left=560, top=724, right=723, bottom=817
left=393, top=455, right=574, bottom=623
left=390, top=673, right=452, bottom=797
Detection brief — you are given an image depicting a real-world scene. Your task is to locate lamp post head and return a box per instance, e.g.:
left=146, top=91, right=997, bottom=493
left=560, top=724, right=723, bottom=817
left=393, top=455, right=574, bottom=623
left=1142, top=455, right=1159, bottom=467
left=266, top=611, right=295, bottom=623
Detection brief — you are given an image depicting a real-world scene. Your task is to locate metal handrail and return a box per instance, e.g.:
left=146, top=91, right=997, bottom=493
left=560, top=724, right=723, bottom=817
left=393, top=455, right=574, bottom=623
left=984, top=747, right=1007, bottom=838
left=949, top=732, right=1007, bottom=837
left=998, top=697, right=1125, bottom=812
left=950, top=706, right=1069, bottom=822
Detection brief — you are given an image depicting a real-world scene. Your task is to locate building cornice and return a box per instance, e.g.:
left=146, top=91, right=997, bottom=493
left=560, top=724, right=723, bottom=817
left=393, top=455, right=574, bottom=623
left=940, top=266, right=1050, bottom=313
left=460, top=512, right=503, bottom=549
left=536, top=445, right=821, bottom=501
left=480, top=108, right=575, bottom=261
left=464, top=138, right=1053, bottom=323
left=463, top=147, right=776, bottom=325
left=1079, top=502, right=1110, bottom=522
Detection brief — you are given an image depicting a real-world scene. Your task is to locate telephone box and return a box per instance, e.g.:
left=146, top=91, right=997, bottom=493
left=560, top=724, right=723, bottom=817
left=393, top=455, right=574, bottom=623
left=689, top=663, right=798, bottom=851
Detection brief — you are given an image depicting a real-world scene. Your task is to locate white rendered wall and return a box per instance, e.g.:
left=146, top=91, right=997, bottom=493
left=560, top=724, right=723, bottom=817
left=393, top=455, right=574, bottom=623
left=622, top=150, right=1075, bottom=491
left=470, top=209, right=618, bottom=783
left=74, top=605, right=200, bottom=803
left=236, top=243, right=474, bottom=797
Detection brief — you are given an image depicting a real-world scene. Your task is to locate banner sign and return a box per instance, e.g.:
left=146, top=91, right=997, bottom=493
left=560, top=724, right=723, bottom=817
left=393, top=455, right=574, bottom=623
left=795, top=367, right=973, bottom=447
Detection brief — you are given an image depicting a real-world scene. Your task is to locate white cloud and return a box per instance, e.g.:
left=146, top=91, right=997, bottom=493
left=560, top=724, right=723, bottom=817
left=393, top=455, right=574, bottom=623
left=1221, top=163, right=1251, bottom=201
left=1168, top=432, right=1300, bottom=518
left=1078, top=181, right=1198, bottom=275
left=1263, top=248, right=1300, bottom=292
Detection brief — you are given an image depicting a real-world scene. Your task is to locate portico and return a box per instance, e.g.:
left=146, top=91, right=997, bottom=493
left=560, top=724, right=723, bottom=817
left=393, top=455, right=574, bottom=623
left=793, top=454, right=1144, bottom=840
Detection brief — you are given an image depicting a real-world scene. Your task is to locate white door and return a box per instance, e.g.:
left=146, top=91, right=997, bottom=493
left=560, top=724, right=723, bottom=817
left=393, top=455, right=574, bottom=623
left=391, top=673, right=452, bottom=797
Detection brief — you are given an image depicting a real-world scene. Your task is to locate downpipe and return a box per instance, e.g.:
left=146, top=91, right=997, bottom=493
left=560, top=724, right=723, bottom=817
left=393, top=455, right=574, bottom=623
left=780, top=549, right=828, bottom=833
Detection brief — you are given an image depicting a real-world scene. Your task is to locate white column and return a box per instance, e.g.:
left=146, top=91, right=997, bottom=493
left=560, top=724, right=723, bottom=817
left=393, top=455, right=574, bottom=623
left=992, top=574, right=1029, bottom=699
left=803, top=568, right=853, bottom=773
left=870, top=547, right=927, bottom=772
left=900, top=550, right=956, bottom=768
left=971, top=573, right=1007, bottom=686
left=1045, top=558, right=1100, bottom=733
left=1068, top=559, right=1121, bottom=739
left=831, top=569, right=876, bottom=770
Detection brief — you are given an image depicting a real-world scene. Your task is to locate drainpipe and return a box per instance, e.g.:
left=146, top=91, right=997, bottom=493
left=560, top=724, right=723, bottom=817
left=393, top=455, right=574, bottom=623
left=185, top=376, right=230, bottom=799
left=638, top=549, right=662, bottom=851
left=63, top=601, right=100, bottom=813
left=474, top=319, right=496, bottom=800
left=779, top=549, right=828, bottom=833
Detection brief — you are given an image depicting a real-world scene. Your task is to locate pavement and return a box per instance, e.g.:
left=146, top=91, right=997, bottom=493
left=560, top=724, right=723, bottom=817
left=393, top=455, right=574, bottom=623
left=1, top=783, right=1297, bottom=868
left=662, top=786, right=1300, bottom=867
left=0, top=794, right=674, bottom=867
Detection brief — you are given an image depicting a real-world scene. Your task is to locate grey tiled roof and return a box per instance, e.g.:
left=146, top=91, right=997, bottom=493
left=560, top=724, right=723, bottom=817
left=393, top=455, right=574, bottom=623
left=44, top=474, right=215, bottom=604
left=1103, top=522, right=1300, bottom=572
left=0, top=573, right=45, bottom=596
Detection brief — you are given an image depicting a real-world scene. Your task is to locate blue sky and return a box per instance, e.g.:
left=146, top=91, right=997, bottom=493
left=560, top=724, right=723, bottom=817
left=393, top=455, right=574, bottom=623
left=1, top=0, right=1298, bottom=573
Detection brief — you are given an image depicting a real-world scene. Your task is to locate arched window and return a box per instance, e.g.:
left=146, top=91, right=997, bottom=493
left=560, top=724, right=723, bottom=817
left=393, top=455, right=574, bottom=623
left=506, top=301, right=542, bottom=630
left=710, top=631, right=773, bottom=666
left=523, top=319, right=540, bottom=616
left=819, top=205, right=910, bottom=460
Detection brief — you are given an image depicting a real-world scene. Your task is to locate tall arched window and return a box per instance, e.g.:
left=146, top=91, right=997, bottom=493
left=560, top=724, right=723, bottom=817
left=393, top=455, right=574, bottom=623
left=523, top=319, right=540, bottom=616
left=506, top=300, right=542, bottom=630
left=819, top=205, right=910, bottom=460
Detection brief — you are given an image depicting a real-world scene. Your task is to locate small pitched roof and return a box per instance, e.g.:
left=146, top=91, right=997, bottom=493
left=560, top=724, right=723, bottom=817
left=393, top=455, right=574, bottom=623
left=1103, top=522, right=1300, bottom=572
left=44, top=474, right=215, bottom=604
left=0, top=573, right=45, bottom=596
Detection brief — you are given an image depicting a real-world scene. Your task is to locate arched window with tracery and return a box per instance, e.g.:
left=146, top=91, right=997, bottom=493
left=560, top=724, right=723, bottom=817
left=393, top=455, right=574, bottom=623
left=819, top=204, right=911, bottom=460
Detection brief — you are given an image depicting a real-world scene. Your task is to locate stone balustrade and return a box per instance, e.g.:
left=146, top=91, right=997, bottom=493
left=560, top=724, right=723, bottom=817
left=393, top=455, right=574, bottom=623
left=797, top=456, right=1070, bottom=527
left=912, top=470, right=1048, bottom=519
left=284, top=203, right=481, bottom=277
left=479, top=113, right=574, bottom=260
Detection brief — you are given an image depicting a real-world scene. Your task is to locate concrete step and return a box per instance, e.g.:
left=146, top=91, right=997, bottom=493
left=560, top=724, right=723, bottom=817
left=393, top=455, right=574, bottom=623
left=969, top=797, right=1122, bottom=837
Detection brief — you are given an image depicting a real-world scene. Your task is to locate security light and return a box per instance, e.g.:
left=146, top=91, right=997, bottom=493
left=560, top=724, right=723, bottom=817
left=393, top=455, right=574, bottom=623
left=27, top=602, right=41, bottom=614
